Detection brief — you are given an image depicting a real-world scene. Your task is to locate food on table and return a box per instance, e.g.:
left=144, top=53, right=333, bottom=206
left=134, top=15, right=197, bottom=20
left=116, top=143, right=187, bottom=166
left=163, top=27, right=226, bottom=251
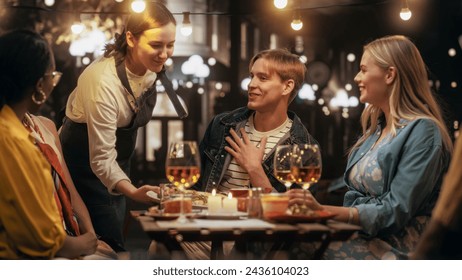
left=260, top=193, right=289, bottom=218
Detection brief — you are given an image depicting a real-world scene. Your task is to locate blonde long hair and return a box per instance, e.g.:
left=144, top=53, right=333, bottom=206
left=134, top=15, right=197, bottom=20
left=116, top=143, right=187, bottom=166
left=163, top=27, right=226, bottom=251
left=350, top=35, right=453, bottom=154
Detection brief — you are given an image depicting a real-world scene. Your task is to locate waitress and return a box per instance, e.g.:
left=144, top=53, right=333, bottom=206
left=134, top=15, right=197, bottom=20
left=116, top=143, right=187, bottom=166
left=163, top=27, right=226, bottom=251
left=60, top=2, right=186, bottom=248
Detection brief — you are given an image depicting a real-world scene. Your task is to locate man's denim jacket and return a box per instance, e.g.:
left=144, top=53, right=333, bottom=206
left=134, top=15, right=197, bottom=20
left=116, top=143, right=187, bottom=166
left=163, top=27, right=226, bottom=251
left=193, top=107, right=318, bottom=193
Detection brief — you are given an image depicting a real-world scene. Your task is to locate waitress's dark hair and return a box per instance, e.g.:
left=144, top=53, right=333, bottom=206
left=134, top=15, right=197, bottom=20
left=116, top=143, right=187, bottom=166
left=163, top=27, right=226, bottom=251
left=0, top=29, right=52, bottom=109
left=104, top=2, right=176, bottom=61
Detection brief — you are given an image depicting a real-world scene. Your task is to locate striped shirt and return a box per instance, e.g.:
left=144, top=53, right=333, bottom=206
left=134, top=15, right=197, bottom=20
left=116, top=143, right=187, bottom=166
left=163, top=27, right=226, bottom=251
left=218, top=115, right=293, bottom=194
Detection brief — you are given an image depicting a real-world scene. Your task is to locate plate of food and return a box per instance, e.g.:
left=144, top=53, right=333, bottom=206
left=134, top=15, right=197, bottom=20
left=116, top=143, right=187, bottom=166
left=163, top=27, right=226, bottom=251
left=145, top=206, right=201, bottom=220
left=266, top=210, right=336, bottom=223
left=167, top=189, right=226, bottom=209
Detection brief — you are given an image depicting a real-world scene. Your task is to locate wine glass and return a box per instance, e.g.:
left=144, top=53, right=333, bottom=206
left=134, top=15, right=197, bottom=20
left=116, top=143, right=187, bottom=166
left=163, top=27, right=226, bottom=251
left=165, top=141, right=201, bottom=223
left=293, top=144, right=322, bottom=211
left=273, top=144, right=298, bottom=191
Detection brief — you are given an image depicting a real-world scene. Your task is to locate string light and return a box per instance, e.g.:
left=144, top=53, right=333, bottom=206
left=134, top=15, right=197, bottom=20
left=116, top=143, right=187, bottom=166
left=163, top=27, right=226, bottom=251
left=400, top=0, right=412, bottom=21
left=274, top=0, right=288, bottom=9
left=131, top=0, right=146, bottom=13
left=44, top=0, right=55, bottom=6
left=291, top=10, right=303, bottom=31
left=180, top=12, right=193, bottom=37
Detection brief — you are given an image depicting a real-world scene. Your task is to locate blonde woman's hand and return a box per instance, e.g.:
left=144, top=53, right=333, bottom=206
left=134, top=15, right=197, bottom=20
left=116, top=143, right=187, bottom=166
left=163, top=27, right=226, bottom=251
left=287, top=189, right=324, bottom=210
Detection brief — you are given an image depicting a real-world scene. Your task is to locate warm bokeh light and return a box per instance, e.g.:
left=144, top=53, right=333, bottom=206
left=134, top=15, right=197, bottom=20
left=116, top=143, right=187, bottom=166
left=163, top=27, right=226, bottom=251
left=298, top=84, right=316, bottom=101
left=180, top=25, right=192, bottom=36
left=44, top=0, right=55, bottom=6
left=131, top=0, right=146, bottom=13
left=207, top=57, right=217, bottom=66
left=71, top=22, right=85, bottom=34
left=241, top=77, right=251, bottom=91
left=180, top=12, right=192, bottom=37
left=82, top=57, right=91, bottom=65
left=347, top=53, right=356, bottom=62
left=291, top=19, right=303, bottom=31
left=274, top=0, right=288, bottom=9
left=400, top=7, right=412, bottom=21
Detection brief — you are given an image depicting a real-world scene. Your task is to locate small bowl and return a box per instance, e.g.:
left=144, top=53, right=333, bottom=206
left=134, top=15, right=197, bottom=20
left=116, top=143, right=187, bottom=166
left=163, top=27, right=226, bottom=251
left=260, top=193, right=289, bottom=219
left=229, top=188, right=250, bottom=198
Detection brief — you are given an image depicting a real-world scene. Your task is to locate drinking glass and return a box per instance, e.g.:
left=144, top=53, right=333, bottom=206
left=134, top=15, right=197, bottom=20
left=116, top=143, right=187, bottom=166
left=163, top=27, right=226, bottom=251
left=273, top=144, right=298, bottom=191
left=293, top=144, right=322, bottom=210
left=165, top=141, right=201, bottom=223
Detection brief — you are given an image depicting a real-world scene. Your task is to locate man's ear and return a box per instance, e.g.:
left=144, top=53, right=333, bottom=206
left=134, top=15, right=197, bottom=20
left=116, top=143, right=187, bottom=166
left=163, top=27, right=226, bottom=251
left=385, top=66, right=396, bottom=85
left=126, top=31, right=136, bottom=48
left=282, top=79, right=295, bottom=96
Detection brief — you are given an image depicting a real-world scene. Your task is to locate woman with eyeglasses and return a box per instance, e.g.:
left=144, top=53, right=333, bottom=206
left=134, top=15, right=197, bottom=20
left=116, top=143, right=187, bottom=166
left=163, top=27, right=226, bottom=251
left=59, top=2, right=178, bottom=249
left=0, top=29, right=98, bottom=259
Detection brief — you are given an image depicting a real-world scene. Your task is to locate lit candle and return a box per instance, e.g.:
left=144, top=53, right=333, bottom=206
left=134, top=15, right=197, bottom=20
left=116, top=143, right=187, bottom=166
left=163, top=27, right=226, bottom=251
left=222, top=192, right=238, bottom=214
left=207, top=189, right=222, bottom=214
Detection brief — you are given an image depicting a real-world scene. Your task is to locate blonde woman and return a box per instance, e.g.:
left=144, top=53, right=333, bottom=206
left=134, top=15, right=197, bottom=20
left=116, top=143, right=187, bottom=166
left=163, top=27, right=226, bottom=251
left=289, top=35, right=453, bottom=259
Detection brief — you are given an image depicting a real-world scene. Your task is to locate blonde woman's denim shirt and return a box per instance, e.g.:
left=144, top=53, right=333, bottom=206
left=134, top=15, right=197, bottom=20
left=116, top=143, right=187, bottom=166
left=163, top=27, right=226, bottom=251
left=344, top=118, right=451, bottom=237
left=194, top=107, right=318, bottom=193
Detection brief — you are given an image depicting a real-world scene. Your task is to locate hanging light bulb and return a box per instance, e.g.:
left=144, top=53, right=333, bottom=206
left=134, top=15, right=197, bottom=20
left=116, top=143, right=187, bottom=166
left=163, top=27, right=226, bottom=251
left=131, top=0, right=146, bottom=13
left=291, top=9, right=303, bottom=31
left=274, top=0, right=288, bottom=9
left=180, top=12, right=193, bottom=37
left=400, top=0, right=412, bottom=21
left=44, top=0, right=55, bottom=6
left=291, top=19, right=303, bottom=30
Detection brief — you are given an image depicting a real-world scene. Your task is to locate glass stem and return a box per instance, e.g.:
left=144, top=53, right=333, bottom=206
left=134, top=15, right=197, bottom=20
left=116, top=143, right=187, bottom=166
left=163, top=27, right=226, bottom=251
left=178, top=187, right=187, bottom=223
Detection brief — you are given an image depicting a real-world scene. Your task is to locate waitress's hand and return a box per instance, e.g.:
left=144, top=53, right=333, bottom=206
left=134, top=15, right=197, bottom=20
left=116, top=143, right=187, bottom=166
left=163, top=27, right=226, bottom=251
left=287, top=189, right=324, bottom=210
left=115, top=180, right=160, bottom=204
left=132, top=185, right=161, bottom=204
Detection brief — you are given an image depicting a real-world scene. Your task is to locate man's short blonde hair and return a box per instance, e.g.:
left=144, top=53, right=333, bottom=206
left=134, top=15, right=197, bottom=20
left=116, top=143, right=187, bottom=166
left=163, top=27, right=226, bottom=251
left=249, top=49, right=306, bottom=103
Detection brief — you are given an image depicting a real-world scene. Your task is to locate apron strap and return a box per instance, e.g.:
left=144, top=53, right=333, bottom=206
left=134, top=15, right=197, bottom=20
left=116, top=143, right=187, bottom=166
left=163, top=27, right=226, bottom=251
left=157, top=66, right=188, bottom=119
left=115, top=58, right=188, bottom=118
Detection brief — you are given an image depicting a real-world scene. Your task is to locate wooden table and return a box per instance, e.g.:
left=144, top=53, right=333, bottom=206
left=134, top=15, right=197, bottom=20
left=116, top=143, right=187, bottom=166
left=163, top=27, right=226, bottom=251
left=131, top=210, right=360, bottom=260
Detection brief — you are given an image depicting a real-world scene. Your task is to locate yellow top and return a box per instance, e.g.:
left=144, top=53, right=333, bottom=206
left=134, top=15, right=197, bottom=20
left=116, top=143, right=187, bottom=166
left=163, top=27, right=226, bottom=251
left=0, top=105, right=65, bottom=259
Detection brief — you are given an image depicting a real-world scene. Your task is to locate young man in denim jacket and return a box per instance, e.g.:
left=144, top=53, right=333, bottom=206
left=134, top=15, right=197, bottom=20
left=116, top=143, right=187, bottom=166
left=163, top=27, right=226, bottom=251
left=194, top=49, right=317, bottom=194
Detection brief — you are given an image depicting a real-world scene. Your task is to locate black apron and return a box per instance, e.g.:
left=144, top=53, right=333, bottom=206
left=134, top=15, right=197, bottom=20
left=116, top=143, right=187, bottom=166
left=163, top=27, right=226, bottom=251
left=59, top=62, right=157, bottom=249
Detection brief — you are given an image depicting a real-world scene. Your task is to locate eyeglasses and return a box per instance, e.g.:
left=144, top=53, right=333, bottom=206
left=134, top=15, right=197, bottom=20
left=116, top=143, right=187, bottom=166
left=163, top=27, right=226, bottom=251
left=44, top=71, right=63, bottom=87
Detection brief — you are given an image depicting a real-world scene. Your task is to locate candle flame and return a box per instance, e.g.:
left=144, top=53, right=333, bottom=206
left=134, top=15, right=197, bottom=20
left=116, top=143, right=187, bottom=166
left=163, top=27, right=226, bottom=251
left=212, top=188, right=216, bottom=196
left=228, top=192, right=233, bottom=199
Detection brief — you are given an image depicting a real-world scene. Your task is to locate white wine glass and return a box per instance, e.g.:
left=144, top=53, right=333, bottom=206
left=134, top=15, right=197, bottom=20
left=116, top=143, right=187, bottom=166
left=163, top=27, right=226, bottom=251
left=273, top=144, right=298, bottom=191
left=165, top=141, right=201, bottom=223
left=294, top=144, right=322, bottom=210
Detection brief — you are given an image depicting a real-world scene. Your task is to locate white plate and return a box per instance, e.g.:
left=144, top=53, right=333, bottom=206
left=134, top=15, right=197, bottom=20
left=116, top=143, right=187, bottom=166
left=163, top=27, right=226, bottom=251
left=197, top=211, right=248, bottom=220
